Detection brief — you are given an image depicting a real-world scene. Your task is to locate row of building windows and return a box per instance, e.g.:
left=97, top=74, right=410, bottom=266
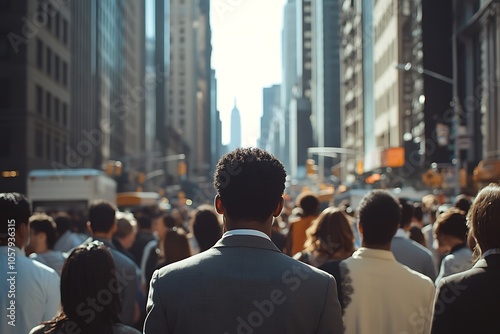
left=36, top=38, right=68, bottom=87
left=37, top=0, right=69, bottom=46
left=35, top=85, right=68, bottom=126
left=35, top=126, right=66, bottom=163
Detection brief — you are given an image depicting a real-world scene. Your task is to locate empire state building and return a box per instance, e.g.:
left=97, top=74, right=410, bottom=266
left=230, top=99, right=242, bottom=151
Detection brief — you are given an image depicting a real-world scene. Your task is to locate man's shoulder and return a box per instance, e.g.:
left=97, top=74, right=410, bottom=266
left=393, top=237, right=433, bottom=258
left=109, top=246, right=139, bottom=270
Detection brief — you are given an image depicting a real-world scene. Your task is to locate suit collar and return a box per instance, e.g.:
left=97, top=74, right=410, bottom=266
left=473, top=254, right=500, bottom=269
left=214, top=235, right=281, bottom=253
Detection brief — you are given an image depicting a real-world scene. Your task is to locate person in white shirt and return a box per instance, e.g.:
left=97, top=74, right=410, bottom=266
left=340, top=190, right=435, bottom=334
left=0, top=193, right=60, bottom=334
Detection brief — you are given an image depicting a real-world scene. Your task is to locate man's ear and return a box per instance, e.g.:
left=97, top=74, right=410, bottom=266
left=273, top=197, right=284, bottom=217
left=215, top=195, right=225, bottom=215
left=358, top=220, right=363, bottom=235
left=86, top=221, right=93, bottom=234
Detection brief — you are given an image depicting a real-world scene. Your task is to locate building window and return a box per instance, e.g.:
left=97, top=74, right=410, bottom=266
left=47, top=4, right=52, bottom=30
left=63, top=19, right=68, bottom=45
left=46, top=132, right=51, bottom=160
left=35, top=128, right=43, bottom=158
left=36, top=39, right=43, bottom=68
left=62, top=62, right=68, bottom=86
left=62, top=102, right=67, bottom=126
left=54, top=55, right=60, bottom=82
left=36, top=85, right=43, bottom=114
left=54, top=97, right=59, bottom=123
left=46, top=47, right=52, bottom=76
left=46, top=91, right=51, bottom=119
left=55, top=138, right=60, bottom=163
left=55, top=12, right=60, bottom=39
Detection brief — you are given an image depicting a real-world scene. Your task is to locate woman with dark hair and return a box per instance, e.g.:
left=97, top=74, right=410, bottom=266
left=158, top=228, right=192, bottom=268
left=294, top=207, right=355, bottom=267
left=431, top=184, right=500, bottom=333
left=190, top=205, right=222, bottom=253
left=29, top=241, right=140, bottom=334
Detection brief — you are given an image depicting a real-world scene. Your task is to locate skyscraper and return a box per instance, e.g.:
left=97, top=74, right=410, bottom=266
left=0, top=0, right=71, bottom=193
left=230, top=100, right=241, bottom=151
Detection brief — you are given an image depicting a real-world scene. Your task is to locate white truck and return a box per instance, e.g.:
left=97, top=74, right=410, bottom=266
left=27, top=169, right=117, bottom=213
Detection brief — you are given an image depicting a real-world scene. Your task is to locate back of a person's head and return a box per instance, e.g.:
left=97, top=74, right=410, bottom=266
left=0, top=193, right=31, bottom=238
left=434, top=208, right=468, bottom=242
left=296, top=192, right=320, bottom=216
left=163, top=228, right=192, bottom=265
left=163, top=214, right=177, bottom=229
left=468, top=184, right=500, bottom=253
left=88, top=200, right=116, bottom=233
left=29, top=213, right=58, bottom=250
left=358, top=190, right=401, bottom=246
left=408, top=224, right=426, bottom=246
left=191, top=205, right=222, bottom=252
left=137, top=214, right=153, bottom=230
left=60, top=241, right=120, bottom=330
left=114, top=212, right=136, bottom=239
left=454, top=194, right=472, bottom=214
left=53, top=212, right=72, bottom=235
left=306, top=207, right=354, bottom=254
left=214, top=147, right=286, bottom=222
left=412, top=203, right=424, bottom=222
left=399, top=198, right=414, bottom=228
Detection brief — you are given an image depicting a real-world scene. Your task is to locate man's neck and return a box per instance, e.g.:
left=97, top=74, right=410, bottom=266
left=93, top=232, right=113, bottom=240
left=225, top=222, right=272, bottom=238
left=362, top=242, right=392, bottom=251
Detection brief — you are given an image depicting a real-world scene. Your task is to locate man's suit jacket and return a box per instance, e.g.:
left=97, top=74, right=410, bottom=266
left=144, top=234, right=343, bottom=334
left=391, top=232, right=436, bottom=280
left=431, top=254, right=500, bottom=334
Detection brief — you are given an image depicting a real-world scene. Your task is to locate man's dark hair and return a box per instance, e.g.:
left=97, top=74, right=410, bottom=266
left=434, top=208, right=468, bottom=242
left=214, top=148, right=286, bottom=222
left=358, top=190, right=401, bottom=245
left=191, top=205, right=222, bottom=252
left=0, top=193, right=31, bottom=237
left=413, top=203, right=423, bottom=222
left=296, top=192, right=320, bottom=216
left=453, top=194, right=472, bottom=214
left=137, top=214, right=153, bottom=230
left=53, top=212, right=72, bottom=235
left=399, top=198, right=414, bottom=228
left=88, top=200, right=117, bottom=233
left=30, top=214, right=58, bottom=249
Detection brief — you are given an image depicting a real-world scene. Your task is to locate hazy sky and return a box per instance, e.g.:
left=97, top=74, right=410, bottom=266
left=211, top=0, right=287, bottom=146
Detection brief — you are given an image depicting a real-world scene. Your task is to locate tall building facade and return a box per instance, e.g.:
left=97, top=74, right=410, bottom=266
left=339, top=0, right=364, bottom=184
left=280, top=0, right=298, bottom=172
left=70, top=0, right=145, bottom=191
left=311, top=0, right=342, bottom=179
left=1, top=0, right=71, bottom=193
left=260, top=84, right=283, bottom=160
left=169, top=0, right=211, bottom=181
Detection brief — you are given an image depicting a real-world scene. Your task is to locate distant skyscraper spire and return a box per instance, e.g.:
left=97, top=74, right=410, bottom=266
left=230, top=98, right=242, bottom=150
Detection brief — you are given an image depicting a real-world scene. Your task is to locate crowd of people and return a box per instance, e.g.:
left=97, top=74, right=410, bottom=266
left=1, top=147, right=499, bottom=333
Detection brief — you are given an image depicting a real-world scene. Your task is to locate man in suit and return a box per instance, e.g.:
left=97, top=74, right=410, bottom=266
left=83, top=200, right=141, bottom=327
left=340, top=190, right=435, bottom=334
left=391, top=198, right=436, bottom=280
left=431, top=184, right=500, bottom=333
left=144, top=148, right=343, bottom=334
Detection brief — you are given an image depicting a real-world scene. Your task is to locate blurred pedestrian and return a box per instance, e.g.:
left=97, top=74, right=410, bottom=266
left=112, top=212, right=138, bottom=262
left=285, top=192, right=320, bottom=256
left=28, top=213, right=67, bottom=275
left=29, top=241, right=140, bottom=334
left=432, top=184, right=500, bottom=332
left=53, top=212, right=84, bottom=252
left=190, top=204, right=222, bottom=253
left=0, top=193, right=60, bottom=334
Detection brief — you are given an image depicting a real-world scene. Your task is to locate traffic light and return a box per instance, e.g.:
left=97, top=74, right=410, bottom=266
left=178, top=161, right=187, bottom=176
left=306, top=159, right=317, bottom=176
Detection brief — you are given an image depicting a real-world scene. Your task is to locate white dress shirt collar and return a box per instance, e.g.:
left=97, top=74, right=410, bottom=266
left=394, top=228, right=408, bottom=238
left=222, top=229, right=271, bottom=241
